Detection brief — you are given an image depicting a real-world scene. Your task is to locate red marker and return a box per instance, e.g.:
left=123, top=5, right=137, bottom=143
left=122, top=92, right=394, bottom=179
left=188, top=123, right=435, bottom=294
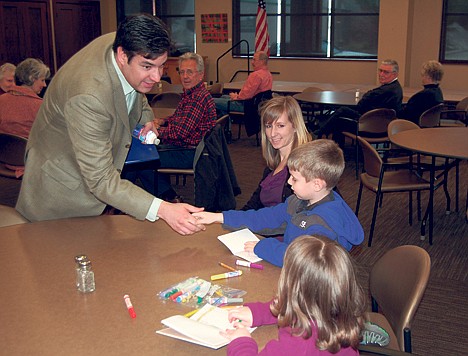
left=124, top=294, right=136, bottom=318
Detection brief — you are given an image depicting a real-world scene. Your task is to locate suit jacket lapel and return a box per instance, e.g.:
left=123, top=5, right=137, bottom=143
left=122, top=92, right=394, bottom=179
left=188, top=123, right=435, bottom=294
left=105, top=49, right=131, bottom=132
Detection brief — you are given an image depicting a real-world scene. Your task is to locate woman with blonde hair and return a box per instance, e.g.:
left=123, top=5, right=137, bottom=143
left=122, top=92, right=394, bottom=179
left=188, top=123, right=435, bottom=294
left=242, top=95, right=311, bottom=210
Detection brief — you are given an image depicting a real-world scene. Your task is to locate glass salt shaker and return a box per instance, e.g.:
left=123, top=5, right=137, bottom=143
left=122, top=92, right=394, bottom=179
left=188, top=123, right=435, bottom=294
left=75, top=256, right=95, bottom=293
left=74, top=254, right=88, bottom=289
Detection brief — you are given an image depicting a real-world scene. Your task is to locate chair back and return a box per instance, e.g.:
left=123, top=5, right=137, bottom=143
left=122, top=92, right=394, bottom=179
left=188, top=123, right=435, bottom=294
left=359, top=108, right=396, bottom=135
left=418, top=103, right=444, bottom=128
left=387, top=119, right=420, bottom=138
left=370, top=245, right=431, bottom=351
left=208, top=82, right=224, bottom=97
left=160, top=79, right=175, bottom=92
left=357, top=136, right=383, bottom=177
left=455, top=96, right=468, bottom=111
left=150, top=92, right=182, bottom=108
left=0, top=133, right=28, bottom=166
left=0, top=204, right=29, bottom=227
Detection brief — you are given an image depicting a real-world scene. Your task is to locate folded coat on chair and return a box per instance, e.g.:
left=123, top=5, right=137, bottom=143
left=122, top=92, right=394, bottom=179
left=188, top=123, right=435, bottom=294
left=194, top=124, right=241, bottom=211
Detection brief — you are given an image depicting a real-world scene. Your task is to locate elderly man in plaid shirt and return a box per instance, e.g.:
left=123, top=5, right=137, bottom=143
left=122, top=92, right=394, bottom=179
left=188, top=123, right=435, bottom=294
left=138, top=52, right=217, bottom=203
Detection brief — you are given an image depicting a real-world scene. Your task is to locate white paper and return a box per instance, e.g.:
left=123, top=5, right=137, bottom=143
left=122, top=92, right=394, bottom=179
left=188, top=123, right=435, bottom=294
left=156, top=304, right=255, bottom=349
left=217, top=228, right=262, bottom=263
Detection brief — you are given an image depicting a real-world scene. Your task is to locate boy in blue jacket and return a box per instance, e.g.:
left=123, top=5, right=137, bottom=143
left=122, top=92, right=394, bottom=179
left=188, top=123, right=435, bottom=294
left=193, top=139, right=364, bottom=267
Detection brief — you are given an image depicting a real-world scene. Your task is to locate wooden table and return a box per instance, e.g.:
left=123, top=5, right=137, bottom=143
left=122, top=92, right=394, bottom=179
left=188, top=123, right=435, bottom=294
left=0, top=216, right=280, bottom=355
left=293, top=90, right=360, bottom=108
left=390, top=127, right=468, bottom=244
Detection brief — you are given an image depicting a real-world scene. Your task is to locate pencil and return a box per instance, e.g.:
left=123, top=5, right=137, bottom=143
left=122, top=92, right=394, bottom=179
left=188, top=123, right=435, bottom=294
left=218, top=262, right=237, bottom=272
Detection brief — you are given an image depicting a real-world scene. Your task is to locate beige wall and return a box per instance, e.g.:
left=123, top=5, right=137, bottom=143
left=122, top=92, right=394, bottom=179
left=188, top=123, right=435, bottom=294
left=100, top=0, right=468, bottom=90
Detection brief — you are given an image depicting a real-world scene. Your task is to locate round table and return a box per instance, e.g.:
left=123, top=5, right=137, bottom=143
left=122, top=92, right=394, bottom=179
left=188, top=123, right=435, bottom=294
left=390, top=127, right=468, bottom=243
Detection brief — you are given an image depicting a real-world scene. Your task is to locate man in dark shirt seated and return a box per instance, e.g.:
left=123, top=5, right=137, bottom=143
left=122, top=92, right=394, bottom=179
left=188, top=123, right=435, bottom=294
left=316, top=59, right=403, bottom=147
left=134, top=52, right=217, bottom=202
left=399, top=60, right=444, bottom=124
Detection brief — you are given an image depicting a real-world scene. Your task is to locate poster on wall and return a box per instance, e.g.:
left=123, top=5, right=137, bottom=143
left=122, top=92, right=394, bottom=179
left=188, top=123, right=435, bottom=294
left=201, top=13, right=228, bottom=43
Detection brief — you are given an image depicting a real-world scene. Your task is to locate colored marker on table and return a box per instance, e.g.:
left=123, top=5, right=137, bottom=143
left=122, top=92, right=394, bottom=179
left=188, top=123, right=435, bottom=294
left=236, top=260, right=264, bottom=270
left=210, top=270, right=243, bottom=281
left=219, top=262, right=237, bottom=272
left=123, top=294, right=136, bottom=318
left=208, top=297, right=243, bottom=305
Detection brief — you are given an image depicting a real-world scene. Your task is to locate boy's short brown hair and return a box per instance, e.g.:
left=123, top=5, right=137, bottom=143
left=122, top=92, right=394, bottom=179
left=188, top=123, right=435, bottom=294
left=287, top=139, right=345, bottom=189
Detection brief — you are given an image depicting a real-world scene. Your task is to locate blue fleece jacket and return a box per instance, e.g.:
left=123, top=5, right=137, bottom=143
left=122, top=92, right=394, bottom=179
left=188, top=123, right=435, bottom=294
left=223, top=191, right=364, bottom=267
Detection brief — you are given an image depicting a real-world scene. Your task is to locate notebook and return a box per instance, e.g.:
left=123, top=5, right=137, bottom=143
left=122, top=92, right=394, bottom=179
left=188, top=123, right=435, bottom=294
left=156, top=304, right=255, bottom=349
left=217, top=228, right=262, bottom=263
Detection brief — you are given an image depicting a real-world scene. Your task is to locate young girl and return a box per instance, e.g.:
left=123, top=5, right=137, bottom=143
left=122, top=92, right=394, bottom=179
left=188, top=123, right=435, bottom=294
left=221, top=235, right=366, bottom=355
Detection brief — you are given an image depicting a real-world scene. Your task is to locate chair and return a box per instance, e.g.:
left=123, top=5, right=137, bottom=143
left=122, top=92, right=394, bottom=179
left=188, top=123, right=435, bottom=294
left=208, top=82, right=224, bottom=98
left=0, top=204, right=29, bottom=227
left=150, top=92, right=182, bottom=108
left=359, top=345, right=412, bottom=356
left=228, top=90, right=273, bottom=146
left=355, top=136, right=432, bottom=246
left=156, top=115, right=229, bottom=187
left=342, top=108, right=396, bottom=179
left=366, top=245, right=431, bottom=353
left=0, top=133, right=28, bottom=179
left=418, top=103, right=444, bottom=128
left=440, top=96, right=468, bottom=126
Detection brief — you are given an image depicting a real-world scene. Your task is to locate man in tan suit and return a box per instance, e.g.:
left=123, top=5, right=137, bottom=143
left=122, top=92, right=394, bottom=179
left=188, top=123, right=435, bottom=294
left=16, top=14, right=205, bottom=235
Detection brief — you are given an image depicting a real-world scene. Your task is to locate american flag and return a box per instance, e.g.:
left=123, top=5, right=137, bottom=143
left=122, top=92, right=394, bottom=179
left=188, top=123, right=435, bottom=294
left=255, top=0, right=270, bottom=54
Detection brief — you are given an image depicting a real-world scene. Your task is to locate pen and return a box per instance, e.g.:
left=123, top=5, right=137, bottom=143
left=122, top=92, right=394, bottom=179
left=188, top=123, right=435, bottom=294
left=123, top=294, right=136, bottom=319
left=219, top=262, right=237, bottom=272
left=210, top=270, right=243, bottom=281
left=236, top=260, right=264, bottom=270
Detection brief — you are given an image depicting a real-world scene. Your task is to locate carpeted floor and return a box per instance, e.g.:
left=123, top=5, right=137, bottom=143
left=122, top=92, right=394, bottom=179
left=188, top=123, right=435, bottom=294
left=1, top=133, right=466, bottom=355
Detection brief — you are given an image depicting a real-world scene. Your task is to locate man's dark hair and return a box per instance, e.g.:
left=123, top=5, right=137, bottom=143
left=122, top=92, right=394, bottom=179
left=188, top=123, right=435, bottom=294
left=112, top=14, right=171, bottom=62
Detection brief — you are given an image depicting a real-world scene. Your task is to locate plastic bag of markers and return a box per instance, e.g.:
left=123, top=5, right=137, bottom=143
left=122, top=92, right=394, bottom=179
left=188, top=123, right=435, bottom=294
left=158, top=276, right=247, bottom=309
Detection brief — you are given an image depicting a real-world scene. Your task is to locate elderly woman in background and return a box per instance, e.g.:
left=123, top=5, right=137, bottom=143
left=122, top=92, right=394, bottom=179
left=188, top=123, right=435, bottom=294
left=0, top=58, right=50, bottom=138
left=0, top=58, right=50, bottom=178
left=242, top=96, right=311, bottom=211
left=399, top=60, right=444, bottom=124
left=0, top=62, right=16, bottom=95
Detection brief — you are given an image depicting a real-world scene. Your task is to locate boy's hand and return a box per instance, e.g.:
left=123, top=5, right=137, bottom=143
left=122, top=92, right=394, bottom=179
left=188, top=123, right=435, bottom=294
left=244, top=241, right=258, bottom=255
left=191, top=212, right=223, bottom=224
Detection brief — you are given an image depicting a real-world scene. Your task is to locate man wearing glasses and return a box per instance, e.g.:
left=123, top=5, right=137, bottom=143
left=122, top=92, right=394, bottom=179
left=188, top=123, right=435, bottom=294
left=315, top=59, right=402, bottom=147
left=142, top=52, right=217, bottom=203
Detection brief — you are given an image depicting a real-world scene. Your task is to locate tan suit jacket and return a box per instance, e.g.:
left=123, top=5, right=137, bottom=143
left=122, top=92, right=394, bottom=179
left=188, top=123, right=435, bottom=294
left=16, top=33, right=156, bottom=221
